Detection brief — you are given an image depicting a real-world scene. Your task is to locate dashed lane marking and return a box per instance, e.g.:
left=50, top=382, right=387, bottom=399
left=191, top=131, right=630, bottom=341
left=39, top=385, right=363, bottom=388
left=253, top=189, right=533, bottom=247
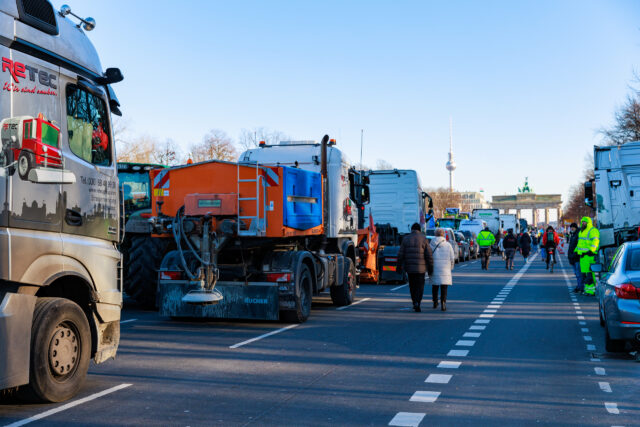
left=463, top=332, right=481, bottom=338
left=577, top=316, right=585, bottom=320
left=483, top=309, right=498, bottom=313
left=455, top=340, right=475, bottom=347
left=579, top=321, right=587, bottom=326
left=4, top=383, right=133, bottom=427
left=410, top=391, right=441, bottom=403
left=120, top=319, right=137, bottom=324
left=469, top=325, right=486, bottom=330
left=437, top=361, right=461, bottom=369
left=583, top=336, right=593, bottom=341
left=595, top=367, right=606, bottom=375
left=447, top=349, right=469, bottom=357
left=599, top=382, right=612, bottom=393
left=389, top=412, right=425, bottom=427
left=336, top=297, right=371, bottom=310
left=581, top=328, right=589, bottom=332
left=391, top=284, right=408, bottom=291
left=475, top=319, right=491, bottom=324
left=605, top=403, right=620, bottom=415
left=587, top=344, right=596, bottom=351
left=425, top=374, right=452, bottom=384
left=479, top=314, right=495, bottom=318
left=229, top=324, right=299, bottom=349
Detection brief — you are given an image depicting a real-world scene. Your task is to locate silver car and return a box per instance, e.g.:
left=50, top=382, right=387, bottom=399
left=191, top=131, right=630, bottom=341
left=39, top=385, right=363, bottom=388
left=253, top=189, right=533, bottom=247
left=593, top=242, right=640, bottom=352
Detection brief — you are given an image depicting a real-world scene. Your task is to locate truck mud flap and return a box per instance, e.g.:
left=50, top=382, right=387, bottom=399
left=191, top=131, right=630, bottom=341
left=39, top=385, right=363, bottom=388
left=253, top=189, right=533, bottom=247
left=0, top=293, right=36, bottom=389
left=379, top=246, right=405, bottom=283
left=158, top=280, right=280, bottom=321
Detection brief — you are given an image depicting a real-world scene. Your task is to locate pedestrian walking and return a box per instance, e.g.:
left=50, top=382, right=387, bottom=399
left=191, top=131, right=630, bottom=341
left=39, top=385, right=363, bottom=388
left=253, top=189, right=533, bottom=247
left=429, top=228, right=455, bottom=311
left=398, top=223, right=434, bottom=312
left=518, top=230, right=532, bottom=262
left=477, top=226, right=496, bottom=270
left=531, top=233, right=539, bottom=252
left=567, top=223, right=584, bottom=293
left=502, top=228, right=518, bottom=270
left=574, top=217, right=600, bottom=296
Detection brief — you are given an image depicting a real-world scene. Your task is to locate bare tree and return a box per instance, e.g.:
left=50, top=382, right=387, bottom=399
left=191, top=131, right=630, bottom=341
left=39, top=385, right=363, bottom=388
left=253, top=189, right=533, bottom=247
left=116, top=134, right=157, bottom=163
left=599, top=94, right=640, bottom=145
left=238, top=127, right=290, bottom=151
left=189, top=129, right=237, bottom=162
left=152, top=138, right=181, bottom=166
left=424, top=187, right=463, bottom=218
left=375, top=159, right=394, bottom=170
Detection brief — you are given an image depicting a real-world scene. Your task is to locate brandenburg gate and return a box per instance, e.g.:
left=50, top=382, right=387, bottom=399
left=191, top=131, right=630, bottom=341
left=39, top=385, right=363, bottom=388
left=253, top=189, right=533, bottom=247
left=490, top=179, right=562, bottom=227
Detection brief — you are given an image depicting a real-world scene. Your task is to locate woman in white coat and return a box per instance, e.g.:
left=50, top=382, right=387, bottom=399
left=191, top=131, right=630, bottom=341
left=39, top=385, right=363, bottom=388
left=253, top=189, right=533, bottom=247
left=429, top=228, right=456, bottom=311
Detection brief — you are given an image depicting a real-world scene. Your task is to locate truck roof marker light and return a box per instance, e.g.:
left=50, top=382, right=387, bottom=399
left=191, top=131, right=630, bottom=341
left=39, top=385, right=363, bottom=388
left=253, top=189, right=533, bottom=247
left=329, top=139, right=336, bottom=146
left=259, top=141, right=266, bottom=146
left=187, top=158, right=193, bottom=164
left=59, top=5, right=96, bottom=31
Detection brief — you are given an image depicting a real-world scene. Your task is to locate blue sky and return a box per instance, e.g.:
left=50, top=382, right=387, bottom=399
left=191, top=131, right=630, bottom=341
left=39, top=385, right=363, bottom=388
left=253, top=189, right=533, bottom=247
left=53, top=1, right=640, bottom=202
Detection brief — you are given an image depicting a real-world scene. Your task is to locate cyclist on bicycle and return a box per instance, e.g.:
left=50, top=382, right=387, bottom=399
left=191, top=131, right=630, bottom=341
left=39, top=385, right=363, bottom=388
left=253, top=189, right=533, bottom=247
left=542, top=225, right=560, bottom=270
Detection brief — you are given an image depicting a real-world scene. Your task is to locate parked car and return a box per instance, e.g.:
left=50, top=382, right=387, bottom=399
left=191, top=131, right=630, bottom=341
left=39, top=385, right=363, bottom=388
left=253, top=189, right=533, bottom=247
left=427, top=228, right=460, bottom=262
left=461, top=230, right=478, bottom=259
left=455, top=231, right=470, bottom=262
left=593, top=241, right=640, bottom=352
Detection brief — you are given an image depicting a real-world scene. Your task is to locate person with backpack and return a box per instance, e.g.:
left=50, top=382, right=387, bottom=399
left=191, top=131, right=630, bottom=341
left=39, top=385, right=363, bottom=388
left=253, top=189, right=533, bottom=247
left=502, top=228, right=518, bottom=270
left=542, top=225, right=560, bottom=270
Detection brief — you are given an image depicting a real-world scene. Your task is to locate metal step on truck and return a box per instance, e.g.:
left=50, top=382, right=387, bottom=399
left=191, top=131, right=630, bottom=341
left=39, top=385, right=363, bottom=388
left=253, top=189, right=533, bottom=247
left=586, top=140, right=640, bottom=264
left=0, top=1, right=123, bottom=402
left=146, top=136, right=367, bottom=323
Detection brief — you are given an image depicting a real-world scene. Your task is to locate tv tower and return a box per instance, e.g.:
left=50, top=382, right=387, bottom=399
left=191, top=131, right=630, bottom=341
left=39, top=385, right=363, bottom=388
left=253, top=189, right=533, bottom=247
left=445, top=117, right=456, bottom=192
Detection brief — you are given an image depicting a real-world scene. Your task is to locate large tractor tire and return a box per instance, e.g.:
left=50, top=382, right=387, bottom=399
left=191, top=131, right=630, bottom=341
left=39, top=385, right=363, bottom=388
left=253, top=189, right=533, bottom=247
left=124, top=234, right=170, bottom=308
left=20, top=298, right=91, bottom=403
left=281, top=265, right=312, bottom=323
left=330, top=258, right=356, bottom=307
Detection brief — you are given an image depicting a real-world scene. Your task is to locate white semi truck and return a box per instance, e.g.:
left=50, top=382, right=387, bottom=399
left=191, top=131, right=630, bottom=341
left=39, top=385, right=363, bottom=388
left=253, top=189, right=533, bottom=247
left=0, top=1, right=123, bottom=402
left=587, top=141, right=640, bottom=249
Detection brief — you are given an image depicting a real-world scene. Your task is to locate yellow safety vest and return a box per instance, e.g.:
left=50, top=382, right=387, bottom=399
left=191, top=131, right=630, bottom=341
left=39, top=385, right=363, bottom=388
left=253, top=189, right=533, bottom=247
left=477, top=230, right=495, bottom=248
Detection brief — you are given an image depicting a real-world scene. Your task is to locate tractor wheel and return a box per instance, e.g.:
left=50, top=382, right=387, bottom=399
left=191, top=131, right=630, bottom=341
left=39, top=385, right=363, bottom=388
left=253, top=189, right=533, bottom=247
left=18, top=151, right=33, bottom=181
left=19, top=298, right=91, bottom=402
left=124, top=234, right=170, bottom=308
left=330, top=258, right=356, bottom=307
left=281, top=264, right=312, bottom=323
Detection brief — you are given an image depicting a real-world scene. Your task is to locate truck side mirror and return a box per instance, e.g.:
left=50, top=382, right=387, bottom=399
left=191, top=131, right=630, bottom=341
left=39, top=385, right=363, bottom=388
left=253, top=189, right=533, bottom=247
left=584, top=180, right=595, bottom=210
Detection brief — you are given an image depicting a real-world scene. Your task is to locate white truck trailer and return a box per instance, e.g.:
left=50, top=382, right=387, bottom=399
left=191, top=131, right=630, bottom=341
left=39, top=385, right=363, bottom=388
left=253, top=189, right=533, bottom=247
left=588, top=140, right=640, bottom=249
left=0, top=1, right=123, bottom=402
left=499, top=213, right=519, bottom=234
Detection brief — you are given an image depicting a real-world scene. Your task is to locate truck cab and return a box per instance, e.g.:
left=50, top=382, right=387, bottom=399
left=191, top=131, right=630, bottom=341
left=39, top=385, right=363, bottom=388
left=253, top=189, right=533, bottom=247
left=0, top=0, right=123, bottom=402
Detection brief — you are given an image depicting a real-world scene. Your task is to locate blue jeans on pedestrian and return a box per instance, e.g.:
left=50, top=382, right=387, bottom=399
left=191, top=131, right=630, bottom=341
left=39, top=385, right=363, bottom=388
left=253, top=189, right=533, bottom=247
left=572, top=262, right=584, bottom=291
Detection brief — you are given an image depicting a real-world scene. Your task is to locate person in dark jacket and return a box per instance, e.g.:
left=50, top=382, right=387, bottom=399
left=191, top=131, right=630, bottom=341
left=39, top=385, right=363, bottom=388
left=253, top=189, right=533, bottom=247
left=398, top=223, right=434, bottom=312
left=567, top=223, right=583, bottom=293
left=518, top=231, right=532, bottom=262
left=502, top=229, right=518, bottom=270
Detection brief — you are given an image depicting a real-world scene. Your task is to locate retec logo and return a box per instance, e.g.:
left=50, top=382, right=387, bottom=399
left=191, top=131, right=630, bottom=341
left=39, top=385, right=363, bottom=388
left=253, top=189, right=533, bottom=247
left=2, top=57, right=57, bottom=89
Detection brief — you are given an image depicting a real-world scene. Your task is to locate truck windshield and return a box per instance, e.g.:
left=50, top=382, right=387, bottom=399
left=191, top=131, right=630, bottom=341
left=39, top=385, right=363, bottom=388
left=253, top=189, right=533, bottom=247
left=120, top=172, right=151, bottom=211
left=438, top=218, right=458, bottom=229
left=41, top=122, right=59, bottom=148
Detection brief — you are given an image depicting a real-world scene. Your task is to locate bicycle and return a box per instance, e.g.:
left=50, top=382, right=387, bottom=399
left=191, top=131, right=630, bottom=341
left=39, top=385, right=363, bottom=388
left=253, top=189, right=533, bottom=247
left=546, top=247, right=556, bottom=273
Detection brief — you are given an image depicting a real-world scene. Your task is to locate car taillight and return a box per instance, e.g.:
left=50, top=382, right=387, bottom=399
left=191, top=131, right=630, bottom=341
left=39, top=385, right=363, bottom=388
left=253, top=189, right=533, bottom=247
left=140, top=212, right=153, bottom=219
left=266, top=272, right=292, bottom=282
left=159, top=270, right=182, bottom=280
left=615, top=283, right=640, bottom=300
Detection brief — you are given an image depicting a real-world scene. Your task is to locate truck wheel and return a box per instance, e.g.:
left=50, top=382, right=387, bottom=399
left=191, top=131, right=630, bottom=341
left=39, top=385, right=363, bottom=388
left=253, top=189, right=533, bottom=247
left=330, top=258, right=356, bottom=306
left=281, top=265, right=312, bottom=323
left=125, top=234, right=170, bottom=308
left=605, top=326, right=626, bottom=353
left=20, top=298, right=91, bottom=403
left=18, top=151, right=33, bottom=181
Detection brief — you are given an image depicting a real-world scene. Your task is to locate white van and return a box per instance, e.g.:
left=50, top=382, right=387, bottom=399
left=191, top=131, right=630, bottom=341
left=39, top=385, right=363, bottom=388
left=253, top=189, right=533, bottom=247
left=459, top=219, right=487, bottom=236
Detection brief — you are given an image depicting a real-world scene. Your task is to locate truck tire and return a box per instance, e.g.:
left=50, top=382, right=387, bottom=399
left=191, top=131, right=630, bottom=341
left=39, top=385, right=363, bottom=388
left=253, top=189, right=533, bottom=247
left=125, top=234, right=169, bottom=308
left=281, top=265, right=312, bottom=323
left=20, top=298, right=91, bottom=403
left=330, top=258, right=356, bottom=307
left=18, top=151, right=33, bottom=181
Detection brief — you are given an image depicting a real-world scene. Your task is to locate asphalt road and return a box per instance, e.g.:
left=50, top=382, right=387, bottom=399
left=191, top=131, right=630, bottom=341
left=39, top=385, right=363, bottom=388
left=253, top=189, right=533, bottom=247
left=2, top=252, right=639, bottom=426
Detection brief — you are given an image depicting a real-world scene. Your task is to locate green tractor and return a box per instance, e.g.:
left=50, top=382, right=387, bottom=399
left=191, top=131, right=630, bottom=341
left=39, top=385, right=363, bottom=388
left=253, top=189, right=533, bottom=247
left=118, top=162, right=170, bottom=307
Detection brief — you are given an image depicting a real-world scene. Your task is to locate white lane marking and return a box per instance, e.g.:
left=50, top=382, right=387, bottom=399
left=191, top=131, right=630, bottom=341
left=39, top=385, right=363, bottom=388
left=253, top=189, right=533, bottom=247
left=391, top=284, right=408, bottom=291
left=410, top=390, right=441, bottom=403
left=573, top=303, right=580, bottom=306
left=487, top=304, right=501, bottom=308
left=463, top=332, right=481, bottom=338
left=469, top=325, right=486, bottom=330
left=599, top=382, right=612, bottom=393
left=5, top=384, right=133, bottom=427
left=579, top=321, right=587, bottom=326
left=475, top=319, right=491, bottom=324
left=591, top=358, right=601, bottom=362
left=389, top=412, right=425, bottom=427
left=577, top=316, right=585, bottom=320
left=230, top=324, right=299, bottom=349
left=425, top=374, right=452, bottom=384
left=336, top=297, right=371, bottom=310
left=479, top=314, right=494, bottom=318
left=576, top=311, right=583, bottom=314
left=583, top=336, right=592, bottom=341
left=604, top=402, right=620, bottom=415
left=581, top=328, right=589, bottom=333
left=587, top=344, right=596, bottom=351
left=595, top=367, right=606, bottom=375
left=447, top=349, right=469, bottom=357
left=483, top=309, right=498, bottom=313
left=456, top=340, right=475, bottom=347
left=437, top=361, right=461, bottom=369
left=459, top=264, right=468, bottom=268
left=120, top=319, right=137, bottom=324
